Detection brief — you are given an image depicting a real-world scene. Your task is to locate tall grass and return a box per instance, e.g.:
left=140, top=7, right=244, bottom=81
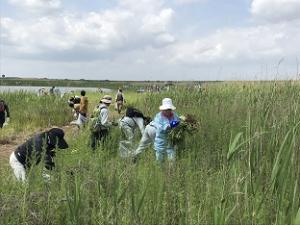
left=0, top=91, right=73, bottom=141
left=1, top=81, right=300, bottom=225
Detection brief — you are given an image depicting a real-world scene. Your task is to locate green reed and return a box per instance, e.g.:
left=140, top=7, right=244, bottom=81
left=1, top=82, right=300, bottom=224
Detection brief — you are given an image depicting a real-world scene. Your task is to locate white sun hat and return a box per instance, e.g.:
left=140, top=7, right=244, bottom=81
left=159, top=98, right=176, bottom=110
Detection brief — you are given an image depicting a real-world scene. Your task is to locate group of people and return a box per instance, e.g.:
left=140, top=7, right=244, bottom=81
left=68, top=88, right=126, bottom=127
left=88, top=94, right=181, bottom=162
left=7, top=87, right=181, bottom=182
left=69, top=90, right=89, bottom=126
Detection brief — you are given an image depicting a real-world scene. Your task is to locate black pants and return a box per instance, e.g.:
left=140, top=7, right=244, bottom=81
left=90, top=129, right=108, bottom=150
left=0, top=118, right=4, bottom=128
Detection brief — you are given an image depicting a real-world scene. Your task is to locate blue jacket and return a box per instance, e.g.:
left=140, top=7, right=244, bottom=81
left=153, top=111, right=179, bottom=152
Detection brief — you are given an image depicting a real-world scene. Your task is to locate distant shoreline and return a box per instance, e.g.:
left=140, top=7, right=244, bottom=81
left=0, top=77, right=205, bottom=90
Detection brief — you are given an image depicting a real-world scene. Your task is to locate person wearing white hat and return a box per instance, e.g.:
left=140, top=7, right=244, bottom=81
left=89, top=95, right=113, bottom=150
left=153, top=98, right=180, bottom=161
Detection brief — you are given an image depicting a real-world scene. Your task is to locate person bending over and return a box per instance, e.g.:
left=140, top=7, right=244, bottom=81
left=9, top=128, right=69, bottom=182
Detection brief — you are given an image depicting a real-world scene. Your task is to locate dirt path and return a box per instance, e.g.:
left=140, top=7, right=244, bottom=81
left=0, top=125, right=79, bottom=163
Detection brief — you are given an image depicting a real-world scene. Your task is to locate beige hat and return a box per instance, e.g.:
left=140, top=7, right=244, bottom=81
left=159, top=98, right=176, bottom=110
left=100, top=95, right=112, bottom=104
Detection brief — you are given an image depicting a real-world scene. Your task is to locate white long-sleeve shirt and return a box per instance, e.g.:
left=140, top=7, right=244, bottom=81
left=95, top=104, right=111, bottom=128
left=120, top=116, right=145, bottom=134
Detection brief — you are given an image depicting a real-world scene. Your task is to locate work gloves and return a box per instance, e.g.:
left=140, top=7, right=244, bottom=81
left=170, top=120, right=180, bottom=128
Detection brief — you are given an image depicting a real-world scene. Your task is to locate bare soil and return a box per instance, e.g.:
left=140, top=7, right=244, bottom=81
left=0, top=125, right=79, bottom=163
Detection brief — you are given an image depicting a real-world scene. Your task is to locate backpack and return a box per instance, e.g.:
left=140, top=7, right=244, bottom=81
left=116, top=93, right=123, bottom=101
left=89, top=105, right=108, bottom=132
left=0, top=101, right=5, bottom=112
left=126, top=107, right=144, bottom=118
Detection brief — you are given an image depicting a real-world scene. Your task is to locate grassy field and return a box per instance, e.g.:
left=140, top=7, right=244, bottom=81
left=1, top=81, right=300, bottom=225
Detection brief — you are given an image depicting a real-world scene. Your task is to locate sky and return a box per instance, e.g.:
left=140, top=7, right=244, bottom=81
left=0, top=0, right=300, bottom=81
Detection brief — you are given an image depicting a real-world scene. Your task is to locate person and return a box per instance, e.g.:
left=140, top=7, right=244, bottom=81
left=79, top=90, right=88, bottom=118
left=54, top=87, right=61, bottom=96
left=37, top=88, right=47, bottom=96
left=68, top=96, right=81, bottom=118
left=118, top=107, right=151, bottom=157
left=132, top=120, right=156, bottom=159
left=89, top=95, right=113, bottom=150
left=68, top=96, right=81, bottom=108
left=9, top=128, right=69, bottom=182
left=49, top=86, right=55, bottom=95
left=115, top=88, right=125, bottom=114
left=70, top=90, right=88, bottom=126
left=153, top=98, right=180, bottom=162
left=119, top=107, right=146, bottom=142
left=0, top=99, right=10, bottom=128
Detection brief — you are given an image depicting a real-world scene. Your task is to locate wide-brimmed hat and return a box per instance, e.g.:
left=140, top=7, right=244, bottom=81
left=100, top=95, right=112, bottom=104
left=159, top=98, right=176, bottom=110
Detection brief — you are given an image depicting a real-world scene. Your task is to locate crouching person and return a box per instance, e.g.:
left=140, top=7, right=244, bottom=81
left=119, top=107, right=147, bottom=142
left=70, top=90, right=88, bottom=126
left=68, top=95, right=81, bottom=118
left=133, top=120, right=156, bottom=159
left=9, top=128, right=69, bottom=182
left=89, top=95, right=112, bottom=150
left=119, top=107, right=150, bottom=157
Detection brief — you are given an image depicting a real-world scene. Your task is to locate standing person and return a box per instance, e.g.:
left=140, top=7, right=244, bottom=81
left=115, top=88, right=125, bottom=114
left=90, top=95, right=112, bottom=150
left=0, top=99, right=10, bottom=128
left=71, top=90, right=88, bottom=126
left=9, top=128, right=69, bottom=182
left=49, top=86, right=55, bottom=95
left=79, top=90, right=88, bottom=119
left=153, top=98, right=180, bottom=161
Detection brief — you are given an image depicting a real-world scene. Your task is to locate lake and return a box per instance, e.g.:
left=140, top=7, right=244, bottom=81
left=0, top=86, right=112, bottom=95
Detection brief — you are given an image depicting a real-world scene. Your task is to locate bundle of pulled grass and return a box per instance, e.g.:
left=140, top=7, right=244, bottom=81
left=169, top=114, right=200, bottom=146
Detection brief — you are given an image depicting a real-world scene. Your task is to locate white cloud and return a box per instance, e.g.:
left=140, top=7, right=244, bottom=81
left=141, top=9, right=174, bottom=34
left=2, top=0, right=300, bottom=80
left=251, top=0, right=300, bottom=22
left=9, top=0, right=61, bottom=13
left=118, top=0, right=164, bottom=13
left=166, top=21, right=300, bottom=65
left=1, top=5, right=175, bottom=60
left=174, top=0, right=207, bottom=5
left=155, top=33, right=175, bottom=46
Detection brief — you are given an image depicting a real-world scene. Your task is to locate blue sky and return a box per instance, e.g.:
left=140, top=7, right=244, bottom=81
left=1, top=0, right=300, bottom=81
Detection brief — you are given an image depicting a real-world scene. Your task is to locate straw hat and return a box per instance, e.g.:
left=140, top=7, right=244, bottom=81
left=100, top=95, right=112, bottom=104
left=159, top=98, right=176, bottom=110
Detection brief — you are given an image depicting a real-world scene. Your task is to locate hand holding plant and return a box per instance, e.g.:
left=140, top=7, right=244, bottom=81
left=169, top=114, right=200, bottom=145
